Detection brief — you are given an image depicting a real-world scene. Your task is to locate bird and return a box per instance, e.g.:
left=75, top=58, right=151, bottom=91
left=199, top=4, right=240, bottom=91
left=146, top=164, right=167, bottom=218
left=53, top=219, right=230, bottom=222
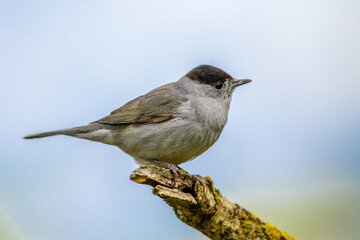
left=24, top=65, right=251, bottom=170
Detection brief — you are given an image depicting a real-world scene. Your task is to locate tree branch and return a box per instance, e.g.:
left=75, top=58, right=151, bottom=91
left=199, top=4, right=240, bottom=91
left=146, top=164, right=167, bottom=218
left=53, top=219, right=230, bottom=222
left=130, top=165, right=296, bottom=240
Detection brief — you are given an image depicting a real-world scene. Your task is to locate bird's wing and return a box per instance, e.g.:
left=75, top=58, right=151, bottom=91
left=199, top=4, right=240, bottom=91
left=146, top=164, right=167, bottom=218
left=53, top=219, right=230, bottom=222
left=93, top=83, right=187, bottom=125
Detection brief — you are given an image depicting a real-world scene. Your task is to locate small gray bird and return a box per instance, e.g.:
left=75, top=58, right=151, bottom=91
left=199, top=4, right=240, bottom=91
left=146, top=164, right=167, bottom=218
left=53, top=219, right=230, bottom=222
left=24, top=65, right=251, bottom=169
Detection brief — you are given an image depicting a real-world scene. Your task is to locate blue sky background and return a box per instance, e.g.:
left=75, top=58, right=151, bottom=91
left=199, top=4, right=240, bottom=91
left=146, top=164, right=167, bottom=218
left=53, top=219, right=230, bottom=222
left=1, top=0, right=360, bottom=239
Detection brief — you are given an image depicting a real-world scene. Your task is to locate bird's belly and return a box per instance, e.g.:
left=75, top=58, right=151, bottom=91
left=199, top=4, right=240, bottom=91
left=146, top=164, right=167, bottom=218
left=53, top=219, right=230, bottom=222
left=116, top=117, right=222, bottom=165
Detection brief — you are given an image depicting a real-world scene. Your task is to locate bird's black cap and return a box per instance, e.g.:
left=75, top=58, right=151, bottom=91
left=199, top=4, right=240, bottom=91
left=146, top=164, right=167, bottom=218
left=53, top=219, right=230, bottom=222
left=185, top=65, right=233, bottom=85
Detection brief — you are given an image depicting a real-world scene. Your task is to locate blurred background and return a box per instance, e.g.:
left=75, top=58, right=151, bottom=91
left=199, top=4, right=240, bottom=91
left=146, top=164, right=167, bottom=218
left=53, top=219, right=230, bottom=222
left=1, top=0, right=360, bottom=239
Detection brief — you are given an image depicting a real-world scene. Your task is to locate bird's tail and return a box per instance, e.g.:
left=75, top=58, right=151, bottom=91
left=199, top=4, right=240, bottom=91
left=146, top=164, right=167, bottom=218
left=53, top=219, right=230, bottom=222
left=24, top=125, right=95, bottom=139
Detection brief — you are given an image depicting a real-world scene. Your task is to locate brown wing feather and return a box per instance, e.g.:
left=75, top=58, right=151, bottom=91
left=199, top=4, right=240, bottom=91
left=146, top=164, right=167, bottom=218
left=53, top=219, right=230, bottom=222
left=94, top=83, right=187, bottom=125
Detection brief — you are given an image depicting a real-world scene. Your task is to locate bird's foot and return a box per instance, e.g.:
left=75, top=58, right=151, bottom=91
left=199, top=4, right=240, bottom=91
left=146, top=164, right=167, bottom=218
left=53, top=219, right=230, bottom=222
left=147, top=159, right=182, bottom=184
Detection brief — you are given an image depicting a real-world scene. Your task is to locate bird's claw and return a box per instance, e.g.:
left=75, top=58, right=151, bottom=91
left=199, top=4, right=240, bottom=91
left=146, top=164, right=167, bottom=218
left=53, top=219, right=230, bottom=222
left=147, top=159, right=182, bottom=184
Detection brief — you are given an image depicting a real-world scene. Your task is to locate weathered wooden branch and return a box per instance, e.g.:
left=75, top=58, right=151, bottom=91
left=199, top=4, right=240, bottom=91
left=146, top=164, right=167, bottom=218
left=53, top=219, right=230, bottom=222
left=130, top=165, right=295, bottom=240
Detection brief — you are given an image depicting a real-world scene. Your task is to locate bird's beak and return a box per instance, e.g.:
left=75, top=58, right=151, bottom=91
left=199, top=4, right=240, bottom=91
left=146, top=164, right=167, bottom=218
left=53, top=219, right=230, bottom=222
left=232, top=79, right=252, bottom=89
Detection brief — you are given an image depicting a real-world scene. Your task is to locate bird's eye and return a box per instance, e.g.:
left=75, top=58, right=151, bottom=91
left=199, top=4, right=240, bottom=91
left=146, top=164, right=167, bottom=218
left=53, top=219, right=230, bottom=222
left=215, top=82, right=223, bottom=89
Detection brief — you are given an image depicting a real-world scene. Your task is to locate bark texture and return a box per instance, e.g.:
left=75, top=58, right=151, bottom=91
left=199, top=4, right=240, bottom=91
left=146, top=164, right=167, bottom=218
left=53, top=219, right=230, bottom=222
left=130, top=165, right=296, bottom=240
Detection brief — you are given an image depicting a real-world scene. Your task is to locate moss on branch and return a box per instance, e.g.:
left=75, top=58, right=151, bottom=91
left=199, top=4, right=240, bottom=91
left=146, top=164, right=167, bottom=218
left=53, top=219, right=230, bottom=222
left=130, top=165, right=295, bottom=240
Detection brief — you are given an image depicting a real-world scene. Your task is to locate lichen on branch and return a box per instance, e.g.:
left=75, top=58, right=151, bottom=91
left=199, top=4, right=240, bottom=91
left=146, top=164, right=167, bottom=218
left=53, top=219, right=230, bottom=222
left=130, top=165, right=295, bottom=240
